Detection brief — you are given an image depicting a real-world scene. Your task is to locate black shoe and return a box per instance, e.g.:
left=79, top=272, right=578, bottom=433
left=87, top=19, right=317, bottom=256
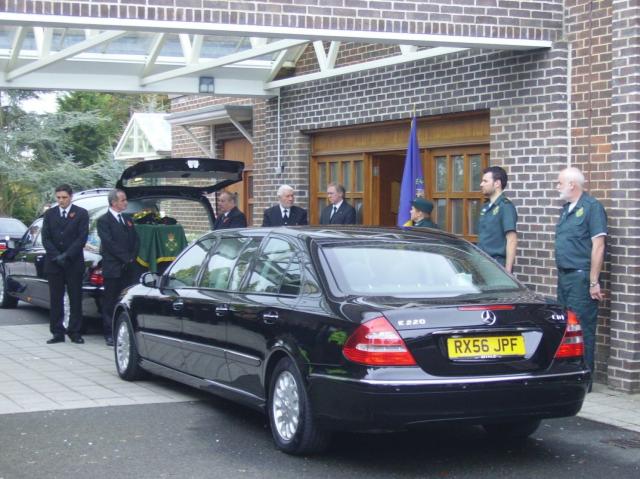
left=46, top=336, right=65, bottom=344
left=69, top=335, right=85, bottom=344
left=105, top=337, right=114, bottom=347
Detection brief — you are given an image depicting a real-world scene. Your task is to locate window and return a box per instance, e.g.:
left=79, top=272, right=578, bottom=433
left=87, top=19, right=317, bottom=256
left=244, top=237, right=301, bottom=295
left=428, top=147, right=489, bottom=241
left=165, top=239, right=212, bottom=288
left=321, top=240, right=520, bottom=298
left=22, top=220, right=42, bottom=249
left=200, top=236, right=261, bottom=290
left=311, top=154, right=365, bottom=225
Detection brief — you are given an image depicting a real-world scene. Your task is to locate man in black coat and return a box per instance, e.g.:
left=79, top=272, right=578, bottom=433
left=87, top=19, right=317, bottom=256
left=262, top=184, right=308, bottom=227
left=97, top=189, right=140, bottom=346
left=41, top=184, right=89, bottom=344
left=319, top=182, right=357, bottom=225
left=214, top=191, right=248, bottom=229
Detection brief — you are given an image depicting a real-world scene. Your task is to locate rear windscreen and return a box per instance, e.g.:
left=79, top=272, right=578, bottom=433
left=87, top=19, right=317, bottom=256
left=320, top=240, right=521, bottom=298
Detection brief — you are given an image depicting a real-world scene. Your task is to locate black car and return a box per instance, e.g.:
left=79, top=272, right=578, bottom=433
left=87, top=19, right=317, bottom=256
left=0, top=216, right=27, bottom=256
left=112, top=226, right=590, bottom=455
left=0, top=158, right=244, bottom=319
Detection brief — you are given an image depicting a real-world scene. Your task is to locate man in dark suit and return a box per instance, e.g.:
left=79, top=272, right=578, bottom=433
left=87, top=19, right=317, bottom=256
left=214, top=191, right=247, bottom=229
left=97, top=189, right=140, bottom=346
left=319, top=182, right=357, bottom=225
left=262, top=184, right=308, bottom=227
left=41, top=184, right=89, bottom=344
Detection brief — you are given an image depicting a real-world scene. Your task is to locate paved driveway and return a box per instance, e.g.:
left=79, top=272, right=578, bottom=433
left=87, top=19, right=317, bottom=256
left=0, top=306, right=204, bottom=415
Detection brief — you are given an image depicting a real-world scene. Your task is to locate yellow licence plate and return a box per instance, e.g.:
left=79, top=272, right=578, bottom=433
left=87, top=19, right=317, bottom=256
left=447, top=336, right=525, bottom=359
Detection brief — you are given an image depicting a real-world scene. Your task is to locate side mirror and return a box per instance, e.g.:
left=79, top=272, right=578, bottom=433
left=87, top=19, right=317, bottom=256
left=140, top=271, right=159, bottom=288
left=7, top=239, right=17, bottom=249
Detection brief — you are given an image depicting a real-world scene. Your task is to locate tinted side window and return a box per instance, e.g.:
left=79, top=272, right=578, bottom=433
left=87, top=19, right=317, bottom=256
left=166, top=240, right=211, bottom=288
left=200, top=237, right=258, bottom=290
left=244, top=238, right=301, bottom=295
left=22, top=220, right=43, bottom=249
left=228, top=238, right=261, bottom=290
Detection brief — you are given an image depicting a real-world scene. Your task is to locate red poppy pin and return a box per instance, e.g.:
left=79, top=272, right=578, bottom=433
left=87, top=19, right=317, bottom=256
left=127, top=221, right=133, bottom=227
left=69, top=212, right=76, bottom=219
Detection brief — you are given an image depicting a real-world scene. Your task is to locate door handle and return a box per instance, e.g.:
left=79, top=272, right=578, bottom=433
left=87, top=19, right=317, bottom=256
left=215, top=304, right=230, bottom=316
left=262, top=311, right=279, bottom=325
left=172, top=299, right=184, bottom=311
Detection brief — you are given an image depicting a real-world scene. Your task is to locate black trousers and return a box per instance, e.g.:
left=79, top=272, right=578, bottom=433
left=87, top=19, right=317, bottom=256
left=47, top=268, right=83, bottom=337
left=102, top=264, right=138, bottom=340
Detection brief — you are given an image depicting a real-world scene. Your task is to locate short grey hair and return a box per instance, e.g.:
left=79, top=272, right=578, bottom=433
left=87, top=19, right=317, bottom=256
left=108, top=189, right=125, bottom=206
left=561, top=167, right=585, bottom=187
left=277, top=184, right=294, bottom=197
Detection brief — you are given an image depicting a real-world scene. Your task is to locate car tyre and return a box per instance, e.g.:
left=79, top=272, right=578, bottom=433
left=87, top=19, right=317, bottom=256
left=268, top=357, right=330, bottom=455
left=0, top=269, right=18, bottom=309
left=114, top=312, right=146, bottom=381
left=482, top=418, right=542, bottom=440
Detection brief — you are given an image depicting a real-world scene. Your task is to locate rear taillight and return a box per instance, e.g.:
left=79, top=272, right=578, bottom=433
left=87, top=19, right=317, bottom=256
left=89, top=268, right=104, bottom=286
left=343, top=316, right=416, bottom=366
left=0, top=243, right=6, bottom=251
left=554, top=310, right=584, bottom=359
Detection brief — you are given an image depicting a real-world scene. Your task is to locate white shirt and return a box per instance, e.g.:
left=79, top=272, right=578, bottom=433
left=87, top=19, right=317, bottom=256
left=59, top=206, right=71, bottom=217
left=109, top=208, right=125, bottom=223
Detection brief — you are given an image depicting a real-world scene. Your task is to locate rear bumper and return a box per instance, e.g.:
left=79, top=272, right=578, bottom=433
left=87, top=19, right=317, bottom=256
left=307, top=370, right=590, bottom=432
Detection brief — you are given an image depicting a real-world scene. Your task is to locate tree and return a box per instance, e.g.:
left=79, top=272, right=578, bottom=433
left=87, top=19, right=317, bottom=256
left=0, top=90, right=105, bottom=221
left=57, top=92, right=168, bottom=167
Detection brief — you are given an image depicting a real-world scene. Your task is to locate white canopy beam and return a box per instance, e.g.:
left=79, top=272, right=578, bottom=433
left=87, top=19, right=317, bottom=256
left=400, top=45, right=418, bottom=54
left=265, top=50, right=288, bottom=83
left=179, top=33, right=192, bottom=63
left=190, top=34, right=203, bottom=64
left=266, top=47, right=468, bottom=90
left=33, top=27, right=53, bottom=57
left=142, top=33, right=165, bottom=77
left=228, top=115, right=254, bottom=144
left=0, top=13, right=553, bottom=51
left=5, top=26, right=26, bottom=72
left=141, top=38, right=308, bottom=86
left=5, top=29, right=127, bottom=81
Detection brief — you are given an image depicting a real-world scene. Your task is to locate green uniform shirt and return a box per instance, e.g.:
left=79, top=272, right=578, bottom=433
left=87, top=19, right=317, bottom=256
left=555, top=192, right=607, bottom=270
left=477, top=193, right=517, bottom=260
left=414, top=218, right=439, bottom=229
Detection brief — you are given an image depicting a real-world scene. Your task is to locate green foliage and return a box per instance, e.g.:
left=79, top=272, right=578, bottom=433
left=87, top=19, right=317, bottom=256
left=1, top=90, right=167, bottom=224
left=57, top=92, right=168, bottom=167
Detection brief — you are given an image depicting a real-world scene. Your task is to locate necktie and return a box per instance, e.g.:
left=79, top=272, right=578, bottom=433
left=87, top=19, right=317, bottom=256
left=331, top=206, right=337, bottom=219
left=283, top=209, right=289, bottom=224
left=118, top=214, right=125, bottom=226
left=61, top=210, right=66, bottom=219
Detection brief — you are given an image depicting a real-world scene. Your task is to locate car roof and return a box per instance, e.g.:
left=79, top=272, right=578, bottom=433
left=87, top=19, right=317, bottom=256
left=201, top=226, right=464, bottom=243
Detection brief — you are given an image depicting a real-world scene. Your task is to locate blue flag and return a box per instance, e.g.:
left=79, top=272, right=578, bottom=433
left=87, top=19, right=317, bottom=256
left=397, top=117, right=424, bottom=226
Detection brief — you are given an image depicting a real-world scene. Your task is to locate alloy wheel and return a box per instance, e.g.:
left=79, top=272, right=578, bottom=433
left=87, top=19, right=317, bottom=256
left=116, top=321, right=131, bottom=373
left=272, top=370, right=300, bottom=441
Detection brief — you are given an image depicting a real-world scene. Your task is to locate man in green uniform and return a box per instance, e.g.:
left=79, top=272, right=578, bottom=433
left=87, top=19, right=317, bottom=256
left=478, top=166, right=518, bottom=273
left=555, top=166, right=607, bottom=374
left=410, top=197, right=438, bottom=228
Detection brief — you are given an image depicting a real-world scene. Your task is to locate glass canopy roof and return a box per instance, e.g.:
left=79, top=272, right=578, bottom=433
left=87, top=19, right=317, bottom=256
left=0, top=13, right=551, bottom=97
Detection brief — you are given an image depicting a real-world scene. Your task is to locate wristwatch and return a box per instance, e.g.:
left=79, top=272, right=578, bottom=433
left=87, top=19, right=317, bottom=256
left=589, top=281, right=599, bottom=288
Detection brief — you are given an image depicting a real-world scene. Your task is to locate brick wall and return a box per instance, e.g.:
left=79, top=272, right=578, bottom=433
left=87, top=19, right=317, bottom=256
left=2, top=1, right=563, bottom=41
left=566, top=0, right=614, bottom=383
left=607, top=0, right=640, bottom=392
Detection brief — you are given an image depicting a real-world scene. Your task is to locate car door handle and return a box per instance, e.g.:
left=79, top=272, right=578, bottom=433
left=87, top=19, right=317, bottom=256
left=215, top=304, right=230, bottom=316
left=172, top=299, right=184, bottom=311
left=262, top=311, right=279, bottom=325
